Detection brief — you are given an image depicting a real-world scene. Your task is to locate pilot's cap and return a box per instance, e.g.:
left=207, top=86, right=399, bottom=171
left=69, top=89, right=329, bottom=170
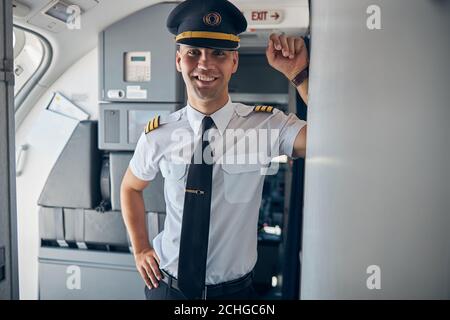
left=166, top=0, right=247, bottom=50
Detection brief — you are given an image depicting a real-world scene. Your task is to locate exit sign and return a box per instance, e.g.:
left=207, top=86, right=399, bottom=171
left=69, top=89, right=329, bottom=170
left=242, top=9, right=284, bottom=25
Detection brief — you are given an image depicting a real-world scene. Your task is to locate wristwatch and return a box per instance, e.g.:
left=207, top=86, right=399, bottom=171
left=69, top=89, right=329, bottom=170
left=291, top=67, right=309, bottom=87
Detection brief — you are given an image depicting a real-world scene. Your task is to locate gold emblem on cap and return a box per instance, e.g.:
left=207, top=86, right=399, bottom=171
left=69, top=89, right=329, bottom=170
left=203, top=12, right=222, bottom=27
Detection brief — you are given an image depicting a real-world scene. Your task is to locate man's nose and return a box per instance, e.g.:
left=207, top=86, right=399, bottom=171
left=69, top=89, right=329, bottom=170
left=197, top=51, right=212, bottom=70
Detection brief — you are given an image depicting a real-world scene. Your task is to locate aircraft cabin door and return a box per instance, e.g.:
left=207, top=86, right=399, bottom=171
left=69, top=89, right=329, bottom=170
left=0, top=0, right=19, bottom=300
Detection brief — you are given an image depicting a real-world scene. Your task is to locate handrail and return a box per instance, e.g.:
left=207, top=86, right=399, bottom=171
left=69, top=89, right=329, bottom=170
left=15, top=143, right=28, bottom=177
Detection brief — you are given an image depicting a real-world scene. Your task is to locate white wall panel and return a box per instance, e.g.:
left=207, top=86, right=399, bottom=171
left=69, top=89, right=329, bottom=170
left=301, top=0, right=450, bottom=299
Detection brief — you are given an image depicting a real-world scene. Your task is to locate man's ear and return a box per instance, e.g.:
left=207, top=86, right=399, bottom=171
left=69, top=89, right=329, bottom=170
left=231, top=51, right=239, bottom=74
left=176, top=50, right=182, bottom=72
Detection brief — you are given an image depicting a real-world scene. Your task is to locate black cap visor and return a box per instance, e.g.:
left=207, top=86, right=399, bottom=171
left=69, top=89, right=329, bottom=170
left=177, top=37, right=239, bottom=50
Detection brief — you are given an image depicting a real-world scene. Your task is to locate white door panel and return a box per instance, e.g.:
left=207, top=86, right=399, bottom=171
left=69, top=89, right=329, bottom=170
left=301, top=0, right=450, bottom=299
left=16, top=110, right=79, bottom=299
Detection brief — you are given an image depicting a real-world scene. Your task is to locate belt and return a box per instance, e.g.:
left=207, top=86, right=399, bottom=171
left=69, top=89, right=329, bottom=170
left=160, top=269, right=253, bottom=299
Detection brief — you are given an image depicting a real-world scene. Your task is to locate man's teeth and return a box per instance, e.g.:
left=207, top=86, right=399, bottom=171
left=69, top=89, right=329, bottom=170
left=197, top=75, right=215, bottom=82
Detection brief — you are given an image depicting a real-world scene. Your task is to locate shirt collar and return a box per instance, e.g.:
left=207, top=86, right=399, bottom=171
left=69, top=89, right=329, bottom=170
left=186, top=97, right=234, bottom=136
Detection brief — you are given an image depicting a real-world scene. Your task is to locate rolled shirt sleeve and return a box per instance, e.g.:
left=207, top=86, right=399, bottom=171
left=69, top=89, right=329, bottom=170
left=129, top=132, right=159, bottom=181
left=271, top=110, right=307, bottom=158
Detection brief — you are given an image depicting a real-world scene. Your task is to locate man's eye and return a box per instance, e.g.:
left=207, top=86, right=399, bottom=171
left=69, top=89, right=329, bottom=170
left=213, top=50, right=226, bottom=56
left=187, top=50, right=199, bottom=56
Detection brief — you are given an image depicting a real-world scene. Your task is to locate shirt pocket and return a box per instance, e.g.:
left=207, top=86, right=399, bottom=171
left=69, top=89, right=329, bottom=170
left=221, top=163, right=263, bottom=204
left=160, top=160, right=188, bottom=209
left=160, top=160, right=188, bottom=180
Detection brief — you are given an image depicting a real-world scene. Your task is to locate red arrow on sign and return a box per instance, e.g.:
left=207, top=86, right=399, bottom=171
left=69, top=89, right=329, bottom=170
left=271, top=12, right=280, bottom=20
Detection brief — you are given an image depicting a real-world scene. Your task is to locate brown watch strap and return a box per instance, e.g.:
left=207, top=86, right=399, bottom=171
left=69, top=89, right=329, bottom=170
left=291, top=68, right=309, bottom=87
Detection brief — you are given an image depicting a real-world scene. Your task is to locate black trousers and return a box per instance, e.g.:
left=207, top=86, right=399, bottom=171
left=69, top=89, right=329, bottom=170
left=144, top=280, right=258, bottom=300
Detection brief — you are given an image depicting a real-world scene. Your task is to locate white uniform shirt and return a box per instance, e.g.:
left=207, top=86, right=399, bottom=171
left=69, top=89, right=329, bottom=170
left=129, top=98, right=306, bottom=285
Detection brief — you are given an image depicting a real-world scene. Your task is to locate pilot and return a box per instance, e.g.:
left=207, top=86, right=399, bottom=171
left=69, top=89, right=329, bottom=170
left=120, top=0, right=309, bottom=300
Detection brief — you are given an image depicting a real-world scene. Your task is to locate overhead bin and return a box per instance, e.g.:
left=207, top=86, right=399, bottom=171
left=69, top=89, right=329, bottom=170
left=99, top=2, right=184, bottom=103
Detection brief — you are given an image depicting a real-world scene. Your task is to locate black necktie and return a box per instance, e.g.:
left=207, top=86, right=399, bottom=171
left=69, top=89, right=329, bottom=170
left=178, top=116, right=215, bottom=299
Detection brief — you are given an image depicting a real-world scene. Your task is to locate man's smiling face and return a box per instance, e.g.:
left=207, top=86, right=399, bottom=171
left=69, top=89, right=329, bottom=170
left=176, top=45, right=239, bottom=105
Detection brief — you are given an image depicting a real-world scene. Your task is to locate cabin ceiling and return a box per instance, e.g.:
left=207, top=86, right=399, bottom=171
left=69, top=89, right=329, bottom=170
left=13, top=0, right=163, bottom=87
left=11, top=0, right=291, bottom=102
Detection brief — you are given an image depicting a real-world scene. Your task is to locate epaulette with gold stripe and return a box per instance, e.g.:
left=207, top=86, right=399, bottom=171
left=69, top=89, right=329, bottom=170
left=253, top=105, right=274, bottom=113
left=145, top=115, right=161, bottom=134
